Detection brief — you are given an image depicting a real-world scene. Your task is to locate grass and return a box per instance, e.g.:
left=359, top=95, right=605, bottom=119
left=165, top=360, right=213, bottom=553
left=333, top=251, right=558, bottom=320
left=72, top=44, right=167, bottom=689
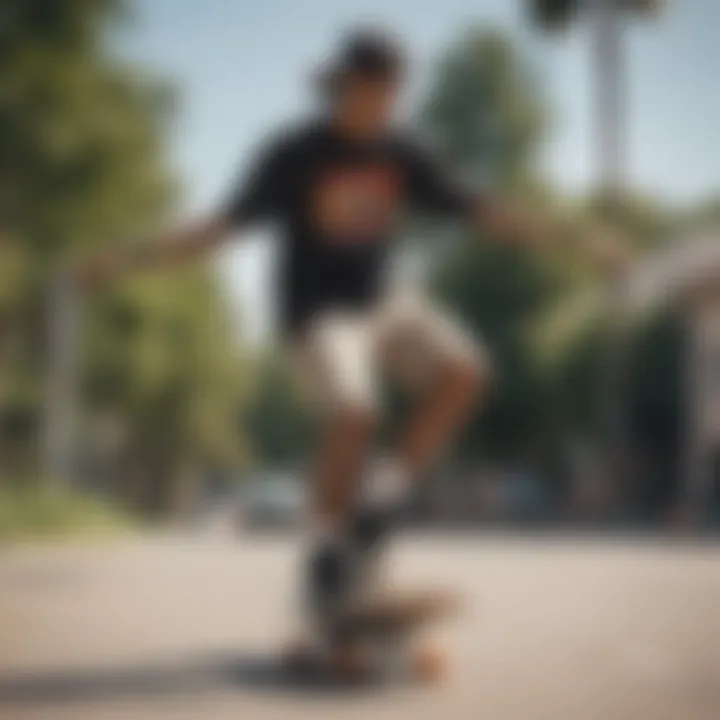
left=0, top=483, right=133, bottom=542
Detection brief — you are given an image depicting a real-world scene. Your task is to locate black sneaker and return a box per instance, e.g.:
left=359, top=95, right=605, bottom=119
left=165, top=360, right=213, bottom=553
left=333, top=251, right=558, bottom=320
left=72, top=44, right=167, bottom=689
left=350, top=505, right=395, bottom=551
left=304, top=507, right=398, bottom=637
left=305, top=539, right=355, bottom=627
left=347, top=504, right=398, bottom=605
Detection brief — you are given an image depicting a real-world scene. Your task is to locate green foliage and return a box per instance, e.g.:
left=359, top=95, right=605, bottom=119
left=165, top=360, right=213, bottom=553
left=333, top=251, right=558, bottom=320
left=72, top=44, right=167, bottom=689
left=626, top=310, right=684, bottom=511
left=0, top=482, right=132, bottom=541
left=0, top=0, right=250, bottom=514
left=587, top=192, right=678, bottom=250
left=434, top=240, right=569, bottom=461
left=83, top=269, right=252, bottom=477
left=2, top=0, right=176, bottom=260
left=244, top=352, right=317, bottom=467
left=419, top=27, right=685, bottom=504
left=421, top=27, right=549, bottom=191
left=677, top=195, right=720, bottom=235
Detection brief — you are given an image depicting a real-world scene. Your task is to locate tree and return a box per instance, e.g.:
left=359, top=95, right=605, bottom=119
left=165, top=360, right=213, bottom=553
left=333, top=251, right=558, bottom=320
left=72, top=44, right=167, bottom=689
left=0, top=1, right=251, bottom=515
left=82, top=269, right=253, bottom=514
left=421, top=27, right=548, bottom=193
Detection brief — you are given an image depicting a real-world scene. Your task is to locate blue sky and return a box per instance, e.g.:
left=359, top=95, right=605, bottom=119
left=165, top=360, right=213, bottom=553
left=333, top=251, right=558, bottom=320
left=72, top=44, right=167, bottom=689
left=118, top=0, right=720, bottom=342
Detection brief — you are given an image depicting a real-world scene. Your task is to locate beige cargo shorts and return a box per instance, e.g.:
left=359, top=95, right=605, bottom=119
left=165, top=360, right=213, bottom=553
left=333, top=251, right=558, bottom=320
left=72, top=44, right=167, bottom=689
left=291, top=291, right=491, bottom=414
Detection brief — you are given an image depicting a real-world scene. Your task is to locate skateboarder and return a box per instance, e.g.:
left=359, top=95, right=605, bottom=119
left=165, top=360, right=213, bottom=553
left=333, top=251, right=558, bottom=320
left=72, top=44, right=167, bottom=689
left=81, top=27, right=626, bottom=643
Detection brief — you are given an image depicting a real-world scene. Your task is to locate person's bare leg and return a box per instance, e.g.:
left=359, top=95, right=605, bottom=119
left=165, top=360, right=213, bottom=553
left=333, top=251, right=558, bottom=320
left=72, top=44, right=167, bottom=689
left=398, top=359, right=489, bottom=477
left=312, top=406, right=377, bottom=526
left=352, top=359, right=489, bottom=553
left=301, top=404, right=378, bottom=643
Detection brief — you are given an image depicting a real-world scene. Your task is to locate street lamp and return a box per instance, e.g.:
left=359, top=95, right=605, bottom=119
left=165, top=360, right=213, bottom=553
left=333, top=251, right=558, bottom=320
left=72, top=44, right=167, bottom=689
left=532, top=0, right=662, bottom=30
left=529, top=0, right=663, bottom=202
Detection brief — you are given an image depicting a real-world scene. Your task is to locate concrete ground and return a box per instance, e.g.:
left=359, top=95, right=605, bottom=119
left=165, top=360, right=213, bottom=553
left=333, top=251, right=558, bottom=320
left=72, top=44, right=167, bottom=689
left=1, top=533, right=719, bottom=720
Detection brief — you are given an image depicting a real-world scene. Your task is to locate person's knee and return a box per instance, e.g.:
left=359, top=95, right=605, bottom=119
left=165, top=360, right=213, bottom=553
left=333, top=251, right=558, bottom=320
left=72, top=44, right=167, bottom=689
left=448, top=353, right=493, bottom=405
left=333, top=401, right=379, bottom=435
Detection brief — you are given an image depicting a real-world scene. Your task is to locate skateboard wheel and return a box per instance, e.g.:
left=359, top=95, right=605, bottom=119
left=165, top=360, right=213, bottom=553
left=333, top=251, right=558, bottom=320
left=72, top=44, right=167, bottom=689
left=411, top=644, right=448, bottom=683
left=281, top=640, right=317, bottom=674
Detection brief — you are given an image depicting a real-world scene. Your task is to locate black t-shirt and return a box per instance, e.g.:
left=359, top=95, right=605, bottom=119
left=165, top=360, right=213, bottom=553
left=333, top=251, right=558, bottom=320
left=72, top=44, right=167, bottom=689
left=223, top=119, right=476, bottom=334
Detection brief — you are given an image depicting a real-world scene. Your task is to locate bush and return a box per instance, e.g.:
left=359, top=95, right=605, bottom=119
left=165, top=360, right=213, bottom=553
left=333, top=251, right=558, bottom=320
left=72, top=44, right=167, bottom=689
left=0, top=484, right=132, bottom=541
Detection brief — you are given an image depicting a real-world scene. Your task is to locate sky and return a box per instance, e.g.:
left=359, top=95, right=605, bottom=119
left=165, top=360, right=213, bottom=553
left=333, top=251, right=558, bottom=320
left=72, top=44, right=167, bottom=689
left=117, top=0, right=720, bottom=343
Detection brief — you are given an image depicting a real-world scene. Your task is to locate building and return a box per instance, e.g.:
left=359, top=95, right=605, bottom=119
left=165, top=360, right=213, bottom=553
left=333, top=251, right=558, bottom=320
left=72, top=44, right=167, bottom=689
left=625, top=232, right=720, bottom=518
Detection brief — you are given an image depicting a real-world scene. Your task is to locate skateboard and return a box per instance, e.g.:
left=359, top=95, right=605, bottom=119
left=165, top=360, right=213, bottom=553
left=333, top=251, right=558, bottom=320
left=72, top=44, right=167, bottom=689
left=282, top=588, right=460, bottom=685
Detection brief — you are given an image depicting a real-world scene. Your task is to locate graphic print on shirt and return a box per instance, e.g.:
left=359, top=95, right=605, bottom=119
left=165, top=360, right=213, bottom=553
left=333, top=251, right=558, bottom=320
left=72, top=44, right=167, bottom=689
left=312, top=165, right=403, bottom=244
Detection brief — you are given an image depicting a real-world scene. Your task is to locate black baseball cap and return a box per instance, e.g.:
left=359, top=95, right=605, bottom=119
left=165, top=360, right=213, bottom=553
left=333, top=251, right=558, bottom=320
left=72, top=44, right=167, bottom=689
left=315, top=27, right=407, bottom=94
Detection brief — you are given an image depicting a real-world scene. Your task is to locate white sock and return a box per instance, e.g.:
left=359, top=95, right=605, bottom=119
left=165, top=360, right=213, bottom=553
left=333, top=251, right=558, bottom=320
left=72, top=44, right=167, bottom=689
left=307, top=518, right=342, bottom=549
left=361, top=457, right=411, bottom=511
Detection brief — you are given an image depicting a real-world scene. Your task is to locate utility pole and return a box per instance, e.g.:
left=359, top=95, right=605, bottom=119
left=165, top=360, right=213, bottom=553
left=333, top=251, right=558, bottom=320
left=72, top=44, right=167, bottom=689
left=593, top=0, right=625, bottom=203
left=530, top=0, right=662, bottom=197
left=42, top=266, right=81, bottom=487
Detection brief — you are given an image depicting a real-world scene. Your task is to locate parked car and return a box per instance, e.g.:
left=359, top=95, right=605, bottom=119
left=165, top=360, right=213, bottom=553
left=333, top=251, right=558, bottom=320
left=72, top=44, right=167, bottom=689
left=237, top=473, right=306, bottom=531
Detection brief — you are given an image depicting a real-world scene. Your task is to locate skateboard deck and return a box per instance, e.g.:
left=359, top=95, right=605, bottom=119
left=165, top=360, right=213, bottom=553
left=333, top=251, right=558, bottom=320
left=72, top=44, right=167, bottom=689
left=282, top=588, right=461, bottom=685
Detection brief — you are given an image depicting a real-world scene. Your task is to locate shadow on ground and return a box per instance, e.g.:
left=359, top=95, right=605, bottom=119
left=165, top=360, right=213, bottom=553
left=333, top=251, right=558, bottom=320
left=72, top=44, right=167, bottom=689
left=0, top=650, right=392, bottom=707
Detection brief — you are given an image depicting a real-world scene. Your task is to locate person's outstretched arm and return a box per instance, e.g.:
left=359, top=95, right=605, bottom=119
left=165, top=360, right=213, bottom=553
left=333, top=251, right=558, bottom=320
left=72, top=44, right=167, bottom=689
left=407, top=139, right=633, bottom=274
left=78, top=130, right=294, bottom=289
left=477, top=198, right=633, bottom=274
left=78, top=214, right=235, bottom=288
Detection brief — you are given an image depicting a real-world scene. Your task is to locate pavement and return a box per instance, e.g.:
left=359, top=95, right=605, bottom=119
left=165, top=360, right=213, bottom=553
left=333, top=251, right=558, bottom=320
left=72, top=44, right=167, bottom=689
left=1, top=532, right=719, bottom=720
